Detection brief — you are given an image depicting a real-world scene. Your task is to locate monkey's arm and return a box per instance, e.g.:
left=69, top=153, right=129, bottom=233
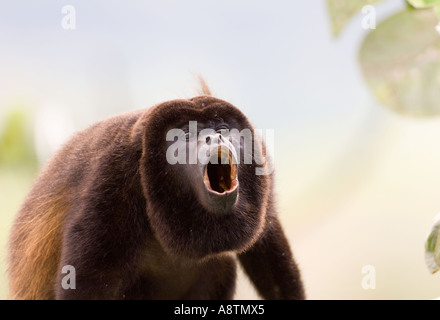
left=237, top=215, right=305, bottom=300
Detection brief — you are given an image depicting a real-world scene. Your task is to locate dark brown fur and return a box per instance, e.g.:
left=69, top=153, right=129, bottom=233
left=8, top=95, right=305, bottom=300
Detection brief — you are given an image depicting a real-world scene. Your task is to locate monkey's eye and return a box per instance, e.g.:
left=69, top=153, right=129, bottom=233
left=216, top=124, right=229, bottom=134
left=184, top=131, right=195, bottom=140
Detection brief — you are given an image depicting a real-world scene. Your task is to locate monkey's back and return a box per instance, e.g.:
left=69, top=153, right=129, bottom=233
left=7, top=109, right=145, bottom=299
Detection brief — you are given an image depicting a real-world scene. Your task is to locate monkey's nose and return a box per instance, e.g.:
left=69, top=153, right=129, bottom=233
left=206, top=134, right=223, bottom=145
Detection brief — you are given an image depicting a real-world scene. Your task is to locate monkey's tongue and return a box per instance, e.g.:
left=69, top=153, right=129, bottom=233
left=204, top=151, right=238, bottom=194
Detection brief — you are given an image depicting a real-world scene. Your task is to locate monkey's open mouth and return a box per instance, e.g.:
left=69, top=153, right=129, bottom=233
left=204, top=150, right=238, bottom=194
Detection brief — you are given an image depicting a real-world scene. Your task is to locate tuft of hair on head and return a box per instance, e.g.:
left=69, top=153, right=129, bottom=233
left=196, top=75, right=212, bottom=96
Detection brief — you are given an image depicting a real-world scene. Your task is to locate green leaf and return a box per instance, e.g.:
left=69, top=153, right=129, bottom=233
left=408, top=0, right=440, bottom=21
left=425, top=213, right=440, bottom=273
left=408, top=0, right=440, bottom=8
left=0, top=109, right=37, bottom=168
left=359, top=8, right=440, bottom=117
left=327, top=0, right=384, bottom=37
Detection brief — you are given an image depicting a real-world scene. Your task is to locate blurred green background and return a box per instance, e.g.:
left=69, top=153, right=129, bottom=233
left=2, top=0, right=440, bottom=299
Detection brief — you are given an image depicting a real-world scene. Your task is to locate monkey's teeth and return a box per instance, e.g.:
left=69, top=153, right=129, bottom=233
left=217, top=150, right=230, bottom=164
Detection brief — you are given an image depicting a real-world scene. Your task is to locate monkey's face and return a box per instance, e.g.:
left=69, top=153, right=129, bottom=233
left=166, top=119, right=242, bottom=214
left=140, top=96, right=269, bottom=258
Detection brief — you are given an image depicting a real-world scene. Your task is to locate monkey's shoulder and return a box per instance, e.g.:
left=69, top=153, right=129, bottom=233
left=30, top=109, right=146, bottom=196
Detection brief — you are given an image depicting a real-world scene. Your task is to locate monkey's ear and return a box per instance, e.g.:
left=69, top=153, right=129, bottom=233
left=195, top=74, right=212, bottom=96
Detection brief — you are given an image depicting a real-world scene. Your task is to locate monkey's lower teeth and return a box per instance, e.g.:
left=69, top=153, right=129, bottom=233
left=218, top=178, right=228, bottom=192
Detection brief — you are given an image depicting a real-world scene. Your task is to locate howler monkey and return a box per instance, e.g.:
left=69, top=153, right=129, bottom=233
left=8, top=93, right=305, bottom=300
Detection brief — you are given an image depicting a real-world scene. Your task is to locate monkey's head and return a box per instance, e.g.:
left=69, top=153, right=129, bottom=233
left=140, top=96, right=270, bottom=259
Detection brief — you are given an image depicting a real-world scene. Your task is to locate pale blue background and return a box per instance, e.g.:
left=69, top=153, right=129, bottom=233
left=3, top=1, right=440, bottom=299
